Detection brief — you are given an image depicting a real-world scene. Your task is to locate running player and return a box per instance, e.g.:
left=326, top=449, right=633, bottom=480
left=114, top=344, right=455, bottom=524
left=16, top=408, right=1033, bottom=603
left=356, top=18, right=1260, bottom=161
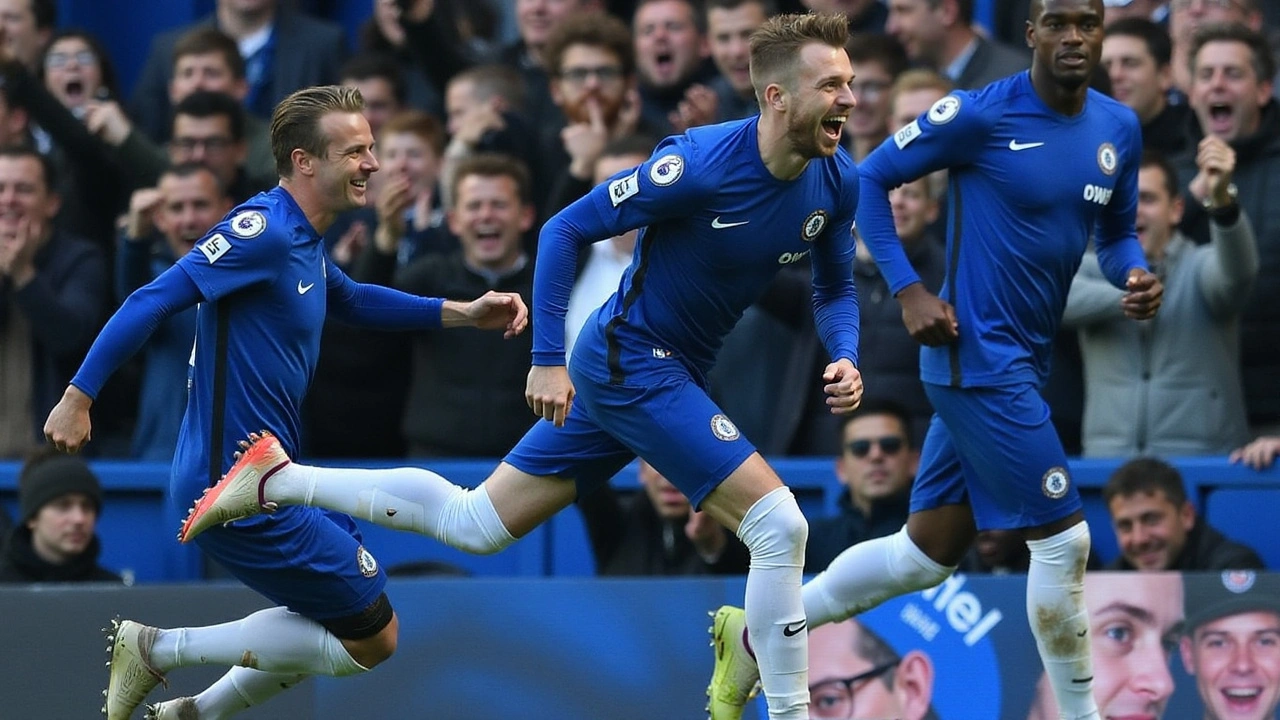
left=43, top=85, right=527, bottom=719
left=708, top=0, right=1164, bottom=718
left=179, top=13, right=865, bottom=720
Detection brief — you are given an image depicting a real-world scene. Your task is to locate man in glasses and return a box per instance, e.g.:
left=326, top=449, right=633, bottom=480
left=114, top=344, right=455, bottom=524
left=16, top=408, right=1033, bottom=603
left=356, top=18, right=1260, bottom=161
left=167, top=90, right=273, bottom=203
left=808, top=617, right=937, bottom=720
left=806, top=401, right=918, bottom=573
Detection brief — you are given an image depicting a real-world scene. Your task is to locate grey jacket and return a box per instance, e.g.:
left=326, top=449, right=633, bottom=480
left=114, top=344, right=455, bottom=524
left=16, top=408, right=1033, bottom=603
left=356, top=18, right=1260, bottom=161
left=1063, top=215, right=1258, bottom=457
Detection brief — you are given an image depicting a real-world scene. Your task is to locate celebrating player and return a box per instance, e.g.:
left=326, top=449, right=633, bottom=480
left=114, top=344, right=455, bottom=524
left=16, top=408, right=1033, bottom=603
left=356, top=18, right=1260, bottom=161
left=178, top=13, right=864, bottom=720
left=707, top=1, right=1164, bottom=718
left=43, top=85, right=527, bottom=719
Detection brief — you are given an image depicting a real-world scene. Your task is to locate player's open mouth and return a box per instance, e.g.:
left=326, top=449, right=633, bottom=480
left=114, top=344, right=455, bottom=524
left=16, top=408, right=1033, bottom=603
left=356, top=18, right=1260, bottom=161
left=350, top=179, right=367, bottom=190
left=821, top=115, right=846, bottom=139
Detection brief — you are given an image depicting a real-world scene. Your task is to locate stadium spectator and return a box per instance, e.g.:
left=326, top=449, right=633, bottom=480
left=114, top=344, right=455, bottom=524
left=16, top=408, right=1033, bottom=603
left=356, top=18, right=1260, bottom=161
left=578, top=459, right=750, bottom=575
left=440, top=64, right=536, bottom=211
left=399, top=0, right=598, bottom=137
left=1180, top=570, right=1280, bottom=720
left=632, top=0, right=721, bottom=134
left=0, top=34, right=128, bottom=251
left=0, top=0, right=53, bottom=75
left=1025, top=572, right=1184, bottom=720
left=167, top=90, right=274, bottom=203
left=808, top=617, right=938, bottom=720
left=1104, top=456, right=1265, bottom=571
left=843, top=34, right=908, bottom=161
left=338, top=52, right=406, bottom=140
left=887, top=68, right=954, bottom=133
left=1064, top=147, right=1256, bottom=457
left=564, top=135, right=653, bottom=361
left=802, top=0, right=888, bottom=35
left=1231, top=435, right=1280, bottom=470
left=116, top=164, right=230, bottom=461
left=1173, top=23, right=1280, bottom=437
left=130, top=0, right=347, bottom=139
left=41, top=30, right=120, bottom=121
left=0, top=146, right=106, bottom=458
left=393, top=154, right=537, bottom=457
left=305, top=111, right=450, bottom=459
left=885, top=0, right=1030, bottom=90
left=1168, top=0, right=1264, bottom=95
left=0, top=446, right=121, bottom=583
left=1102, top=18, right=1194, bottom=156
left=806, top=401, right=917, bottom=573
left=537, top=12, right=650, bottom=218
left=705, top=0, right=772, bottom=121
left=356, top=0, right=444, bottom=114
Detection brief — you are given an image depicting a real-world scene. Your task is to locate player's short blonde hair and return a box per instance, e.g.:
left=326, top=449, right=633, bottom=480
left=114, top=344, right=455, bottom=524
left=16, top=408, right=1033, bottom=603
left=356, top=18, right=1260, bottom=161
left=270, top=85, right=366, bottom=178
left=749, top=13, right=849, bottom=106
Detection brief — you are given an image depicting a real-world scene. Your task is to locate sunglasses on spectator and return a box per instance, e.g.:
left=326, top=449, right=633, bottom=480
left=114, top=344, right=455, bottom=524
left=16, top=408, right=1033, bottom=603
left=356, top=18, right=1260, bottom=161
left=45, top=51, right=98, bottom=69
left=845, top=437, right=904, bottom=458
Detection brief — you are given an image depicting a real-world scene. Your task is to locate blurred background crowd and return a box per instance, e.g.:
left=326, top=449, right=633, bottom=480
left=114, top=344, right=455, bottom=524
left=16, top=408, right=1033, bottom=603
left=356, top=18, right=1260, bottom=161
left=2, top=0, right=1280, bottom=582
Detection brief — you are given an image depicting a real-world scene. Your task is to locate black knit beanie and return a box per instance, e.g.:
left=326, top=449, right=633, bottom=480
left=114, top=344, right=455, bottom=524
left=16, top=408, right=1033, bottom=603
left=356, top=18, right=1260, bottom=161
left=18, top=455, right=103, bottom=521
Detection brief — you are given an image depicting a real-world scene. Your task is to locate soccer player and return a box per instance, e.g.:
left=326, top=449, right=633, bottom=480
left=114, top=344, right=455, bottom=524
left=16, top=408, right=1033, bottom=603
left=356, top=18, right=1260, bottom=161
left=178, top=13, right=864, bottom=720
left=42, top=85, right=528, bottom=720
left=708, top=0, right=1166, bottom=718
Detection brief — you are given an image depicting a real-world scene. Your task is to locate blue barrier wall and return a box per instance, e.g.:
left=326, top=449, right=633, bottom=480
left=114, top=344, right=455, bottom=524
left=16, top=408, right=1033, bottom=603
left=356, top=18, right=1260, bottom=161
left=0, top=572, right=1260, bottom=719
left=1, top=457, right=1276, bottom=582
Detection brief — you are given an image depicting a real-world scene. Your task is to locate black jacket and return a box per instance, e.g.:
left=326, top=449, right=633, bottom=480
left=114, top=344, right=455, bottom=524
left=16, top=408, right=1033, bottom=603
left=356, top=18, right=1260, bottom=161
left=1106, top=521, right=1265, bottom=571
left=0, top=526, right=122, bottom=584
left=805, top=492, right=910, bottom=573
left=578, top=485, right=749, bottom=576
left=394, top=252, right=537, bottom=457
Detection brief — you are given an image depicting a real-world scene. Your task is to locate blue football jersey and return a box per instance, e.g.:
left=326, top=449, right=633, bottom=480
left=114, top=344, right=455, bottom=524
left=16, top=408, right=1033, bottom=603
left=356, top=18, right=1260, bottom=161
left=534, top=116, right=861, bottom=386
left=173, top=187, right=335, bottom=501
left=857, top=72, right=1148, bottom=389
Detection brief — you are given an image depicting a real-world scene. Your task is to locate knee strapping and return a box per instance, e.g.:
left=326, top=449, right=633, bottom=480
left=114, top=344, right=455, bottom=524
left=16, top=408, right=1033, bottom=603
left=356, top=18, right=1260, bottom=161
left=436, top=485, right=516, bottom=555
left=737, top=487, right=808, bottom=569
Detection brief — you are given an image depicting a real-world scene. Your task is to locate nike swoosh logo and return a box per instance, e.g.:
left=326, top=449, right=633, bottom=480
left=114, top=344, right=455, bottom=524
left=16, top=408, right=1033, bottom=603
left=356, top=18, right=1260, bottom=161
left=1009, top=140, right=1045, bottom=151
left=782, top=620, right=807, bottom=637
left=711, top=216, right=749, bottom=229
left=297, top=280, right=315, bottom=295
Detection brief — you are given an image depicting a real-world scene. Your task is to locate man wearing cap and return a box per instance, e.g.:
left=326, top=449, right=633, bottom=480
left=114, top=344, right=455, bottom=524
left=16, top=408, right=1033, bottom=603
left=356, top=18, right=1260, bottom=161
left=1180, top=571, right=1280, bottom=720
left=0, top=446, right=120, bottom=583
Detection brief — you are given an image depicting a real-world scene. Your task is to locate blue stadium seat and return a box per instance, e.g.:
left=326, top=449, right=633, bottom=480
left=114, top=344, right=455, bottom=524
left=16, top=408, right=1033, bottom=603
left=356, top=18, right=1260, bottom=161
left=1204, top=488, right=1280, bottom=569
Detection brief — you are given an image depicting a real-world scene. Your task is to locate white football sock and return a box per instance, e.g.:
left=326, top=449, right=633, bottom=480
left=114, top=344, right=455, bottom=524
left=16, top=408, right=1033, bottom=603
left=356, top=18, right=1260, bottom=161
left=802, top=526, right=953, bottom=628
left=738, top=487, right=809, bottom=720
left=148, top=606, right=367, bottom=677
left=267, top=463, right=516, bottom=554
left=1026, top=522, right=1098, bottom=720
left=190, top=667, right=307, bottom=719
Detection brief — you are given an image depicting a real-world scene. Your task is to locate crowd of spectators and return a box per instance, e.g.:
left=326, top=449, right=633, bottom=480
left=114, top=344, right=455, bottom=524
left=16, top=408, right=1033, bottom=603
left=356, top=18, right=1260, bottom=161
left=0, top=0, right=1279, bottom=580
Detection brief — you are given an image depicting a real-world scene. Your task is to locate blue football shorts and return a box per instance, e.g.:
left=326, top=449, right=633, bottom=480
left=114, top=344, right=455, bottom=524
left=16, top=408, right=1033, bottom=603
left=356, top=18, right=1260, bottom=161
left=193, top=505, right=388, bottom=621
left=910, top=382, right=1082, bottom=530
left=504, top=364, right=757, bottom=509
